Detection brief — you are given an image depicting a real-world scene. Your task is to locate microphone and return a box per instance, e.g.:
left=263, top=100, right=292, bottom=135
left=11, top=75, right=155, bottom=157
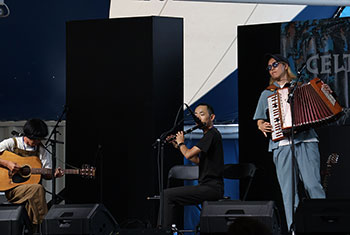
left=185, top=103, right=204, bottom=127
left=11, top=130, right=23, bottom=137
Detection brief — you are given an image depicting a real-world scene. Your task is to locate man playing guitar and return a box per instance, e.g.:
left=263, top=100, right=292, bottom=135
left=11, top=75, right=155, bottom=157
left=0, top=119, right=64, bottom=233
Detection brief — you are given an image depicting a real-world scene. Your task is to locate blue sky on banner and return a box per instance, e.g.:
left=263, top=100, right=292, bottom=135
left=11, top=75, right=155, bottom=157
left=341, top=7, right=350, bottom=17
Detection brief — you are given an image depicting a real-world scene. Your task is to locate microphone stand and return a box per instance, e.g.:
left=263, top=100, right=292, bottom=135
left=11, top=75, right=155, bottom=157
left=152, top=115, right=185, bottom=228
left=45, top=105, right=67, bottom=205
left=287, top=63, right=306, bottom=234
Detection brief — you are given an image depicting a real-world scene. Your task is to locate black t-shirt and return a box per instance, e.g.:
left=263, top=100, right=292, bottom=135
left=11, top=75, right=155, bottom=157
left=195, top=127, right=224, bottom=185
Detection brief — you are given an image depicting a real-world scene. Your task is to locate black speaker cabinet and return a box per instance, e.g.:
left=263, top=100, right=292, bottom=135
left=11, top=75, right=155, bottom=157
left=200, top=201, right=280, bottom=235
left=296, top=199, right=350, bottom=234
left=0, top=204, right=32, bottom=235
left=42, top=204, right=119, bottom=235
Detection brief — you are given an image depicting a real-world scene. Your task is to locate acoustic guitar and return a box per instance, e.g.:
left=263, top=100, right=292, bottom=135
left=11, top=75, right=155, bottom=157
left=0, top=150, right=95, bottom=191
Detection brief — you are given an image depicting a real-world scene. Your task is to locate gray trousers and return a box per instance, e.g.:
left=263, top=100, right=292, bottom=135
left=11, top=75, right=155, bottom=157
left=273, top=142, right=325, bottom=231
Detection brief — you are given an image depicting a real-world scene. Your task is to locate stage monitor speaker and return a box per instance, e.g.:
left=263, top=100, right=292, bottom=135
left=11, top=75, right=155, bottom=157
left=0, top=204, right=32, bottom=235
left=42, top=203, right=119, bottom=235
left=200, top=200, right=280, bottom=235
left=295, top=199, right=350, bottom=234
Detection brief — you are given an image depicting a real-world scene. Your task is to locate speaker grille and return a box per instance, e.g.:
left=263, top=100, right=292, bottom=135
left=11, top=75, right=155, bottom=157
left=42, top=203, right=119, bottom=235
left=200, top=201, right=280, bottom=234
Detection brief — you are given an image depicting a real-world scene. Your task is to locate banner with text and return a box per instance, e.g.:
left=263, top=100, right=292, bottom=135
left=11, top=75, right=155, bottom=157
left=281, top=17, right=350, bottom=109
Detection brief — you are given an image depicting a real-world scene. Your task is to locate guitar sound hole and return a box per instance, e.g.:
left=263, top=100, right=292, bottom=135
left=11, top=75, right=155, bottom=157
left=20, top=166, right=31, bottom=177
left=12, top=166, right=31, bottom=183
left=12, top=173, right=28, bottom=183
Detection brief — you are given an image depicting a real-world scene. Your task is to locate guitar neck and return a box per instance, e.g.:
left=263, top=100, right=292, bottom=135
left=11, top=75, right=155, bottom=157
left=31, top=168, right=80, bottom=175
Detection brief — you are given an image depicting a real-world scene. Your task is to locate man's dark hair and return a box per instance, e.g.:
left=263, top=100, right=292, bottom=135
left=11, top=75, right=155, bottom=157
left=196, top=103, right=215, bottom=115
left=23, top=119, right=48, bottom=140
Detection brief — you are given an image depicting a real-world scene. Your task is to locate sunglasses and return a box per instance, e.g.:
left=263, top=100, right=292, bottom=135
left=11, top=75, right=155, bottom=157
left=266, top=61, right=280, bottom=71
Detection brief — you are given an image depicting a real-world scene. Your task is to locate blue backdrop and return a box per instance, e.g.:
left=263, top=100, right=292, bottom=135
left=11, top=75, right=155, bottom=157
left=0, top=0, right=109, bottom=120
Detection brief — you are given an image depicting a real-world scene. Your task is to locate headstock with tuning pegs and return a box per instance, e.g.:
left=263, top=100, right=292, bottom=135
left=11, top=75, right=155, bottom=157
left=323, top=153, right=340, bottom=192
left=326, top=153, right=339, bottom=166
left=79, top=164, right=96, bottom=179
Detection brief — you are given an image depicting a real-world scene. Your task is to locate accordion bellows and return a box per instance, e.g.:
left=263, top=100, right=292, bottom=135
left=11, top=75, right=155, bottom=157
left=267, top=78, right=343, bottom=141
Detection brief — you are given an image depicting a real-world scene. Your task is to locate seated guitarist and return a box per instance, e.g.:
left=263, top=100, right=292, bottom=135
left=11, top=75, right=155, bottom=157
left=0, top=119, right=64, bottom=232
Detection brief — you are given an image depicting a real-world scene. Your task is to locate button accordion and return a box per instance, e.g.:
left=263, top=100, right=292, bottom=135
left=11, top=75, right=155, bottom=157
left=267, top=78, right=343, bottom=141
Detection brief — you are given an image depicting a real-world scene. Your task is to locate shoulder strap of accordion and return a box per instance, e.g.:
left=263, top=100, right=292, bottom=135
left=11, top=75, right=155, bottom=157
left=265, top=84, right=279, bottom=92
